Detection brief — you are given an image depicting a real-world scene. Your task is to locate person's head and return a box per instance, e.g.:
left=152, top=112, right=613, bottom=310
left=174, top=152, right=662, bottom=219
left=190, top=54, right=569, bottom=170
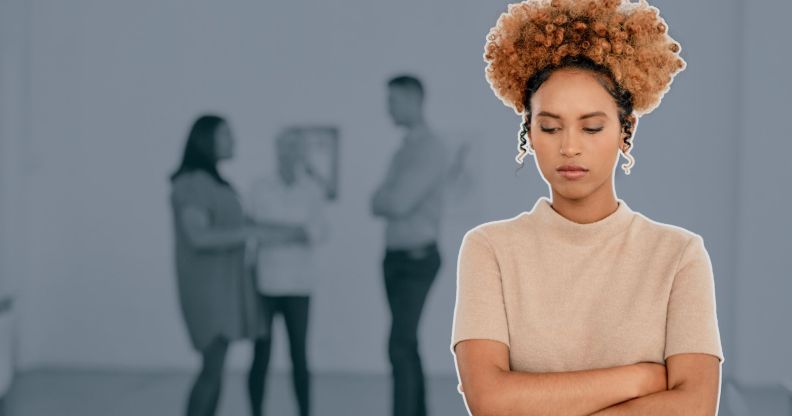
left=275, top=127, right=306, bottom=184
left=483, top=0, right=686, bottom=188
left=387, top=75, right=425, bottom=127
left=521, top=55, right=637, bottom=200
left=170, top=114, right=234, bottom=186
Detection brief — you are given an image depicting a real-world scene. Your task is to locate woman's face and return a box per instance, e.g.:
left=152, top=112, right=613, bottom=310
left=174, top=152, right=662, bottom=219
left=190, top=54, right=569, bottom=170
left=528, top=68, right=628, bottom=201
left=214, top=122, right=234, bottom=160
left=277, top=134, right=303, bottom=181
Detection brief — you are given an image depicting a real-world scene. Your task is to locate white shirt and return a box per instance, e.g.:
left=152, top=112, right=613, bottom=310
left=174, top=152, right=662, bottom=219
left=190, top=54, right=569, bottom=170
left=246, top=167, right=328, bottom=295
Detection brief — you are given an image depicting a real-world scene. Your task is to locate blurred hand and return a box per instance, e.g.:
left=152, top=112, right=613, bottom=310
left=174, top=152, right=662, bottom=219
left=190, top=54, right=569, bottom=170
left=294, top=226, right=309, bottom=243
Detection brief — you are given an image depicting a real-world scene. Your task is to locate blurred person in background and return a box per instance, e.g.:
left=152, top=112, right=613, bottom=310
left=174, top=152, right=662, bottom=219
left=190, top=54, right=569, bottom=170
left=169, top=114, right=308, bottom=416
left=245, top=127, right=332, bottom=416
left=371, top=75, right=449, bottom=416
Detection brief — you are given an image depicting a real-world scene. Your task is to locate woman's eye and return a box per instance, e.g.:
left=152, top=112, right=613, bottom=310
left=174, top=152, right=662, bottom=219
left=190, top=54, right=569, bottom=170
left=541, top=127, right=603, bottom=134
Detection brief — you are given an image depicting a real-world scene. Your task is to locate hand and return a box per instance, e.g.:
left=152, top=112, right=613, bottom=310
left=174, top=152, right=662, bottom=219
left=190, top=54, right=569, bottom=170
left=250, top=224, right=307, bottom=246
left=244, top=225, right=262, bottom=240
left=294, top=226, right=310, bottom=243
left=634, top=362, right=668, bottom=397
left=302, top=160, right=315, bottom=177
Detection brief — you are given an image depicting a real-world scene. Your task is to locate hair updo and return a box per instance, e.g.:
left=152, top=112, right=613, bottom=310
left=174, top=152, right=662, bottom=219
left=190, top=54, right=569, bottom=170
left=484, top=0, right=685, bottom=173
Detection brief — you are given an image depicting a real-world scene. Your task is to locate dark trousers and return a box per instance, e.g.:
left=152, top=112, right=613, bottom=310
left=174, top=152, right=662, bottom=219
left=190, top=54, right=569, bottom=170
left=383, top=242, right=442, bottom=416
left=248, top=294, right=310, bottom=416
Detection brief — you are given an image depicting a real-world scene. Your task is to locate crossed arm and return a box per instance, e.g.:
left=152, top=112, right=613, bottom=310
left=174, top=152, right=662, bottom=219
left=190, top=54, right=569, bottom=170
left=454, top=339, right=721, bottom=416
left=370, top=139, right=447, bottom=219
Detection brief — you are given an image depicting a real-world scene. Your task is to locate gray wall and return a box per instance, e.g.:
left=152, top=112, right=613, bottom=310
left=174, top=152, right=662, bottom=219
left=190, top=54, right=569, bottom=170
left=0, top=0, right=787, bottom=384
left=734, top=0, right=792, bottom=385
left=0, top=0, right=31, bottom=378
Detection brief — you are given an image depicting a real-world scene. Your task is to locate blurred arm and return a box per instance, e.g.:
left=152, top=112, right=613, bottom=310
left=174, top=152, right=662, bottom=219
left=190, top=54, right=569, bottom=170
left=371, top=140, right=446, bottom=218
left=180, top=205, right=250, bottom=251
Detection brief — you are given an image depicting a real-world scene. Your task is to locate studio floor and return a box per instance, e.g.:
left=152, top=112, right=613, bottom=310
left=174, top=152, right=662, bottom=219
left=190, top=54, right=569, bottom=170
left=2, top=369, right=789, bottom=415
left=2, top=369, right=468, bottom=416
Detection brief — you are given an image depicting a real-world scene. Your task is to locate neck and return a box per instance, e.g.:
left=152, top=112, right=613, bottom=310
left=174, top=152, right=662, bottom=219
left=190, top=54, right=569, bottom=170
left=549, top=195, right=619, bottom=225
left=528, top=194, right=634, bottom=246
left=549, top=178, right=619, bottom=224
left=404, top=119, right=429, bottom=141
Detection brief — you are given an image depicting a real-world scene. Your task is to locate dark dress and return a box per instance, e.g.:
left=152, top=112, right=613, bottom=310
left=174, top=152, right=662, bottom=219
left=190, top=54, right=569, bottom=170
left=170, top=170, right=265, bottom=351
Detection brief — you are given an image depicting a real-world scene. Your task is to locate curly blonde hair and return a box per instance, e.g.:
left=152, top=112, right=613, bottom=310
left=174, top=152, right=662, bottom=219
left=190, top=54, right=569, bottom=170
left=484, top=0, right=685, bottom=172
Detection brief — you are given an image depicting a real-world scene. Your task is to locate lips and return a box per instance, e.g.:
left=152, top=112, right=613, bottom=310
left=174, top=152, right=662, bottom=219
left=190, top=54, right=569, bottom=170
left=557, top=164, right=589, bottom=180
left=557, top=164, right=588, bottom=172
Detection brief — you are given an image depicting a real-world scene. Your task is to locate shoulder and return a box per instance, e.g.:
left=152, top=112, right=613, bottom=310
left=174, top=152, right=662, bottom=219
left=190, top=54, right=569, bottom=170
left=629, top=211, right=707, bottom=267
left=633, top=211, right=700, bottom=242
left=462, top=213, right=528, bottom=248
left=170, top=171, right=210, bottom=208
left=405, top=130, right=447, bottom=158
left=420, top=135, right=448, bottom=159
left=172, top=170, right=216, bottom=190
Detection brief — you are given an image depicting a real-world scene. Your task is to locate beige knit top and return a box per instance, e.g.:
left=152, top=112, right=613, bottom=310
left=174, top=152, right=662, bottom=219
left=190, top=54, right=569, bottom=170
left=451, top=196, right=724, bottom=372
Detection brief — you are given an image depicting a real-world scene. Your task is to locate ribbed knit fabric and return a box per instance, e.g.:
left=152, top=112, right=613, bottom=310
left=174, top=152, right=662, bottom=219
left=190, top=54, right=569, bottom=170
left=451, top=196, right=724, bottom=372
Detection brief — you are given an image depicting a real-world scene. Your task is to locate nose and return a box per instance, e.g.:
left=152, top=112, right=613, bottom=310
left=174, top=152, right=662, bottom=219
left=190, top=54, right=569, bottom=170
left=559, top=132, right=583, bottom=156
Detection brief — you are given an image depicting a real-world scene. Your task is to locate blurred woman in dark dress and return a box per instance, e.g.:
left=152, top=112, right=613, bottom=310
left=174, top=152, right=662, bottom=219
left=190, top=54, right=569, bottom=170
left=169, top=114, right=307, bottom=416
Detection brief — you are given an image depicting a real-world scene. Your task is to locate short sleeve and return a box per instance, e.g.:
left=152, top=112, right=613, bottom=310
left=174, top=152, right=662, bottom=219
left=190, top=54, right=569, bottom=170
left=171, top=171, right=212, bottom=211
left=450, top=228, right=510, bottom=353
left=664, top=235, right=725, bottom=363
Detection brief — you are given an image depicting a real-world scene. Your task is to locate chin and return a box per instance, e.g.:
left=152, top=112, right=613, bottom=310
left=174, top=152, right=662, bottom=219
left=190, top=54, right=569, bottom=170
left=550, top=179, right=594, bottom=198
left=556, top=189, right=592, bottom=201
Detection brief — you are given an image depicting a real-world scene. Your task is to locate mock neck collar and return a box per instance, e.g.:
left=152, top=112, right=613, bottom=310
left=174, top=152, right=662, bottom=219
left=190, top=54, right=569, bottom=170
left=525, top=196, right=635, bottom=245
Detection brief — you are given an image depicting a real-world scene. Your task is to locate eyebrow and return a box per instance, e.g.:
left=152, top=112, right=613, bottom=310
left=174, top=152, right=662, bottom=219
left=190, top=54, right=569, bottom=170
left=536, top=111, right=608, bottom=120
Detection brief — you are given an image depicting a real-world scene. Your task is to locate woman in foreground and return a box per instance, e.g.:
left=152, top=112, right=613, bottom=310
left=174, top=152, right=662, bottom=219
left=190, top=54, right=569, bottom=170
left=451, top=1, right=724, bottom=415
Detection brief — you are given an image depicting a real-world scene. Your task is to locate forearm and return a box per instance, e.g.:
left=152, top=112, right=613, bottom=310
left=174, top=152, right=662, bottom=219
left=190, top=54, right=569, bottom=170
left=190, top=223, right=302, bottom=250
left=474, top=365, right=644, bottom=416
left=189, top=227, right=249, bottom=251
left=372, top=188, right=418, bottom=219
left=589, top=385, right=712, bottom=416
left=253, top=219, right=302, bottom=230
left=251, top=222, right=307, bottom=246
left=371, top=188, right=398, bottom=218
